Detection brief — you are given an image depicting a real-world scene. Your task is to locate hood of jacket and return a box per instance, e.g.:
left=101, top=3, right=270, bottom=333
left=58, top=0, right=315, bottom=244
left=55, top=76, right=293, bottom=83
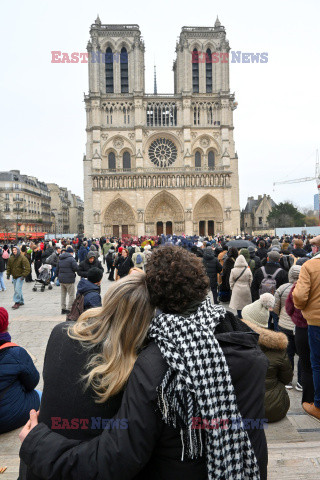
left=288, top=265, right=301, bottom=283
left=241, top=319, right=288, bottom=350
left=203, top=248, right=215, bottom=260
left=77, top=278, right=100, bottom=295
left=59, top=252, right=72, bottom=260
left=234, top=254, right=248, bottom=268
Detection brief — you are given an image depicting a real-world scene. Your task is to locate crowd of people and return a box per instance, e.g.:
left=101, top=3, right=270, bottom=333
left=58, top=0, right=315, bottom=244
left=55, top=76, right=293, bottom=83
left=0, top=231, right=319, bottom=479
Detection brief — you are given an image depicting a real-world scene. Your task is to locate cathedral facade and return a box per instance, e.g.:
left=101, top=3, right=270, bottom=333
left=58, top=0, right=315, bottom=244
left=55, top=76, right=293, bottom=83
left=83, top=17, right=240, bottom=237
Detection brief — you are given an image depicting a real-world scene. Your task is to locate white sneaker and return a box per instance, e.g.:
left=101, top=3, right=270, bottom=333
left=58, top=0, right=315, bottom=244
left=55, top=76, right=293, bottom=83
left=285, top=382, right=293, bottom=389
left=295, top=382, right=303, bottom=392
left=50, top=281, right=54, bottom=285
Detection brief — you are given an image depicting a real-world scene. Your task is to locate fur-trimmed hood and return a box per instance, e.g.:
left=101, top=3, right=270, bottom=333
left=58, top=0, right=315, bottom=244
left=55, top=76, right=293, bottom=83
left=241, top=319, right=288, bottom=350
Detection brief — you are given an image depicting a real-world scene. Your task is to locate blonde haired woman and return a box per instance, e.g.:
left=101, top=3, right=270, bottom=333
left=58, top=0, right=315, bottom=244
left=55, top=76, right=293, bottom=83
left=22, top=272, right=153, bottom=457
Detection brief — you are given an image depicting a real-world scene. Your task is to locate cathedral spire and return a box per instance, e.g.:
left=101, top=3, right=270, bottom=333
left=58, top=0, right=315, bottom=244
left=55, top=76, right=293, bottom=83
left=95, top=14, right=101, bottom=26
left=154, top=64, right=157, bottom=95
left=214, top=16, right=221, bottom=28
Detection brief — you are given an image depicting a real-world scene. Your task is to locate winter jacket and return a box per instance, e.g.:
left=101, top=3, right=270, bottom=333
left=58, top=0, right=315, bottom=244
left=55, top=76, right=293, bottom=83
left=0, top=342, right=40, bottom=433
left=115, top=256, right=134, bottom=278
left=273, top=266, right=301, bottom=332
left=256, top=247, right=268, bottom=261
left=251, top=262, right=288, bottom=301
left=44, top=251, right=59, bottom=267
left=77, top=278, right=102, bottom=310
left=57, top=252, right=79, bottom=284
left=202, top=248, right=222, bottom=287
left=102, top=242, right=113, bottom=256
left=20, top=318, right=268, bottom=480
left=292, top=247, right=307, bottom=258
left=6, top=253, right=30, bottom=279
left=229, top=255, right=252, bottom=311
left=78, top=258, right=104, bottom=278
left=285, top=284, right=308, bottom=328
left=0, top=255, right=5, bottom=273
left=280, top=254, right=295, bottom=272
left=41, top=247, right=54, bottom=262
left=242, top=319, right=293, bottom=423
left=220, top=255, right=236, bottom=292
left=77, top=245, right=89, bottom=263
left=293, top=253, right=320, bottom=326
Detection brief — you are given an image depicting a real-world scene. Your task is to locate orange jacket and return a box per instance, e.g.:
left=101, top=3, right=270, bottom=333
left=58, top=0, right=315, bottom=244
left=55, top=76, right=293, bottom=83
left=293, top=254, right=320, bottom=326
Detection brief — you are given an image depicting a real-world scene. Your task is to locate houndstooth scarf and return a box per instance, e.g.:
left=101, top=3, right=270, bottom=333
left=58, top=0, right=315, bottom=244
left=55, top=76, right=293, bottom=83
left=148, top=297, right=260, bottom=480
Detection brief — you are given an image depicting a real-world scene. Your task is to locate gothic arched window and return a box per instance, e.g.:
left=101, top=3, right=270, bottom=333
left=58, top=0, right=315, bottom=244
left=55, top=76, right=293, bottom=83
left=195, top=151, right=201, bottom=168
left=192, top=48, right=199, bottom=93
left=206, top=48, right=212, bottom=93
left=105, top=47, right=114, bottom=93
left=108, top=152, right=116, bottom=171
left=123, top=151, right=131, bottom=170
left=208, top=151, right=215, bottom=170
left=121, top=47, right=129, bottom=93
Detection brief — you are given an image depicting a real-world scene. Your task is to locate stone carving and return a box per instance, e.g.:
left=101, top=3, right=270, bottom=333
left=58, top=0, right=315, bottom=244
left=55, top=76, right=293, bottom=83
left=185, top=209, right=192, bottom=221
left=200, top=137, right=210, bottom=148
left=104, top=198, right=135, bottom=225
left=137, top=210, right=144, bottom=222
left=145, top=191, right=184, bottom=223
left=191, top=132, right=198, bottom=139
left=101, top=133, right=108, bottom=140
left=113, top=137, right=124, bottom=149
left=128, top=133, right=135, bottom=140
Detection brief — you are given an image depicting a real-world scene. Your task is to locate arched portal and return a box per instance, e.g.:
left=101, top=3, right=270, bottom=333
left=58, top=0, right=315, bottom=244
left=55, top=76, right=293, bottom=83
left=103, top=197, right=136, bottom=237
left=145, top=191, right=184, bottom=235
left=193, top=194, right=224, bottom=236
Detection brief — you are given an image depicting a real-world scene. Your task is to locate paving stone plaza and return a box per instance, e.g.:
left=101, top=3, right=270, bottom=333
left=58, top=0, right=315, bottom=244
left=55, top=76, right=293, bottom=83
left=0, top=260, right=320, bottom=479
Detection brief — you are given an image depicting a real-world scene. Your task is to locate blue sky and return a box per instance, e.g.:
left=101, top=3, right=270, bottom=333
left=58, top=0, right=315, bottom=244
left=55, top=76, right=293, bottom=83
left=1, top=0, right=319, bottom=209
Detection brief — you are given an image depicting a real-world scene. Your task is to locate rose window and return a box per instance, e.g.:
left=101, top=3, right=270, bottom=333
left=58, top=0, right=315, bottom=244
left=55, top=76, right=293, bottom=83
left=148, top=138, right=177, bottom=167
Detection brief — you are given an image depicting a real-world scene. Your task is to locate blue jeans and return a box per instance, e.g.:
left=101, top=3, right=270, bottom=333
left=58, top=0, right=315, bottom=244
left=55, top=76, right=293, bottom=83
left=13, top=277, right=24, bottom=304
left=308, top=325, right=320, bottom=408
left=268, top=311, right=279, bottom=331
left=0, top=272, right=5, bottom=290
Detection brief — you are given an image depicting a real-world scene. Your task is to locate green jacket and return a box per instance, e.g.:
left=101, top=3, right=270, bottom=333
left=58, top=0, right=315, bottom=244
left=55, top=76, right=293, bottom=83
left=102, top=243, right=112, bottom=255
left=7, top=253, right=31, bottom=279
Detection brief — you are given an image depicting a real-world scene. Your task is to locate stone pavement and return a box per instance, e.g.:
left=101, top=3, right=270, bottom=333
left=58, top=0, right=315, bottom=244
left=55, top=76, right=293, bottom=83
left=0, top=263, right=319, bottom=479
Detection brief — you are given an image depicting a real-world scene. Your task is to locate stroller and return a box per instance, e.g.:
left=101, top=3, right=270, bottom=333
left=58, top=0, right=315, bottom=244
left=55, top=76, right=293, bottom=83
left=32, top=264, right=53, bottom=292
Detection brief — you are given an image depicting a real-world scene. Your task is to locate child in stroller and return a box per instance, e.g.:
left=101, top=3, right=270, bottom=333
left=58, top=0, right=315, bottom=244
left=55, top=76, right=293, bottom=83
left=32, top=264, right=52, bottom=292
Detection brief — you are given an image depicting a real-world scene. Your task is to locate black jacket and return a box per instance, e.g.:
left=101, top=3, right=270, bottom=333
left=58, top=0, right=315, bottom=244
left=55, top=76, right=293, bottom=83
left=115, top=256, right=134, bottom=278
left=251, top=262, right=288, bottom=301
left=57, top=252, right=79, bottom=284
left=292, top=247, right=307, bottom=258
left=256, top=248, right=268, bottom=261
left=220, top=256, right=236, bottom=292
left=78, top=258, right=104, bottom=278
left=0, top=255, right=5, bottom=273
left=202, top=249, right=222, bottom=286
left=20, top=315, right=268, bottom=480
left=42, top=247, right=54, bottom=262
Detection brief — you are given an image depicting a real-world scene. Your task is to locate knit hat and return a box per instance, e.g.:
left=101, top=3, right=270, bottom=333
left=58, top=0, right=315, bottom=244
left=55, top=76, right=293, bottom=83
left=268, top=250, right=280, bottom=262
left=0, top=308, right=9, bottom=333
left=66, top=246, right=74, bottom=253
left=118, top=247, right=123, bottom=253
left=87, top=251, right=96, bottom=259
left=242, top=293, right=275, bottom=329
left=247, top=246, right=255, bottom=254
left=271, top=239, right=280, bottom=247
left=87, top=267, right=103, bottom=284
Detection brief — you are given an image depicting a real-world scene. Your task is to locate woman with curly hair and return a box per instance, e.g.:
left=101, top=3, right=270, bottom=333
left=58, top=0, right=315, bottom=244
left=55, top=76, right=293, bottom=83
left=20, top=246, right=268, bottom=480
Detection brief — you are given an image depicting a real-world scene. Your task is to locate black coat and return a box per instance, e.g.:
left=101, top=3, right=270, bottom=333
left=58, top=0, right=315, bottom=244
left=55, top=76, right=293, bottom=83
left=256, top=248, right=268, bottom=261
left=251, top=262, right=288, bottom=301
left=0, top=255, right=5, bottom=273
left=20, top=313, right=268, bottom=480
left=57, top=252, right=79, bottom=284
left=78, top=258, right=104, bottom=278
left=202, top=249, right=222, bottom=286
left=292, top=247, right=307, bottom=258
left=115, top=256, right=134, bottom=278
left=220, top=256, right=236, bottom=292
left=41, top=247, right=54, bottom=262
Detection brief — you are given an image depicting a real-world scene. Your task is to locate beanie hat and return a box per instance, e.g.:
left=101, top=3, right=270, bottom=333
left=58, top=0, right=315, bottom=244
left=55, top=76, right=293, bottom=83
left=272, top=239, right=280, bottom=247
left=21, top=245, right=27, bottom=253
left=66, top=246, right=74, bottom=253
left=87, top=251, right=96, bottom=259
left=268, top=250, right=280, bottom=262
left=0, top=308, right=9, bottom=333
left=87, top=267, right=103, bottom=284
left=118, top=247, right=123, bottom=253
left=242, top=294, right=275, bottom=329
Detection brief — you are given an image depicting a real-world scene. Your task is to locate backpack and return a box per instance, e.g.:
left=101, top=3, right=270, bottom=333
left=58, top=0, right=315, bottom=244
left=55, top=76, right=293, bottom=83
left=2, top=250, right=9, bottom=260
left=66, top=294, right=84, bottom=321
left=136, top=253, right=143, bottom=264
left=259, top=267, right=282, bottom=296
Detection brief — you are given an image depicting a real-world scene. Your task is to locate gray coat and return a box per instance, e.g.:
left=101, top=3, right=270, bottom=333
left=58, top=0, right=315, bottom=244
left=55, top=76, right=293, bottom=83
left=273, top=265, right=301, bottom=332
left=57, top=252, right=78, bottom=284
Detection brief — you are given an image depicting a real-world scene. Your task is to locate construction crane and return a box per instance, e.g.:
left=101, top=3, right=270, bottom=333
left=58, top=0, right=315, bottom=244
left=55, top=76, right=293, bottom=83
left=273, top=149, right=320, bottom=225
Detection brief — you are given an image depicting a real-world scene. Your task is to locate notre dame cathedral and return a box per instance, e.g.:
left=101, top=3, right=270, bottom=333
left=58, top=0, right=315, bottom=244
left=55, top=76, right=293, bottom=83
left=83, top=16, right=240, bottom=237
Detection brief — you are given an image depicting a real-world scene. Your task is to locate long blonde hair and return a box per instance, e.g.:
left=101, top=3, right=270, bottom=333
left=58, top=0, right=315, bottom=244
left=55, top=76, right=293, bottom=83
left=68, top=271, right=153, bottom=403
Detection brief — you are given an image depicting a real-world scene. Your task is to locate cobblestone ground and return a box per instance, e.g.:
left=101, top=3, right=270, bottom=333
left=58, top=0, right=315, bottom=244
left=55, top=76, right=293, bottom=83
left=0, top=261, right=319, bottom=479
